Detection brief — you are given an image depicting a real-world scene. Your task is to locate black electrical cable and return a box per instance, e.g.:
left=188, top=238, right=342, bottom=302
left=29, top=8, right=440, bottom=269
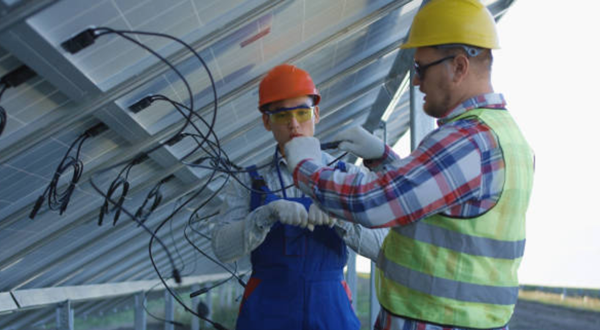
left=81, top=24, right=215, bottom=291
left=93, top=27, right=219, bottom=147
left=90, top=171, right=183, bottom=284
left=150, top=95, right=226, bottom=169
left=184, top=216, right=247, bottom=289
left=184, top=150, right=348, bottom=196
left=146, top=170, right=230, bottom=329
left=134, top=179, right=164, bottom=226
left=0, top=84, right=7, bottom=137
left=183, top=173, right=250, bottom=291
left=156, top=92, right=348, bottom=195
left=1, top=65, right=38, bottom=137
left=79, top=28, right=231, bottom=328
left=141, top=282, right=186, bottom=328
left=65, top=26, right=352, bottom=329
left=168, top=196, right=188, bottom=273
left=62, top=25, right=229, bottom=325
left=29, top=131, right=89, bottom=219
left=143, top=91, right=345, bottom=204
left=187, top=211, right=219, bottom=240
left=98, top=154, right=147, bottom=226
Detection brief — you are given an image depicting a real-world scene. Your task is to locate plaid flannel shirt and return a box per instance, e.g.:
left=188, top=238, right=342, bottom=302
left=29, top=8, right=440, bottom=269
left=293, top=93, right=508, bottom=229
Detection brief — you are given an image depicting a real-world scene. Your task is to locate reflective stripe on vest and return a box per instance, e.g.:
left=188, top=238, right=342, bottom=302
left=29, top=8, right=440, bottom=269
left=392, top=222, right=525, bottom=259
left=376, top=108, right=534, bottom=329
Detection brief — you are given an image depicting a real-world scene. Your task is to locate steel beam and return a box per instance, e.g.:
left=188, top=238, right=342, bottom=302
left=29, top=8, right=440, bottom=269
left=0, top=0, right=289, bottom=163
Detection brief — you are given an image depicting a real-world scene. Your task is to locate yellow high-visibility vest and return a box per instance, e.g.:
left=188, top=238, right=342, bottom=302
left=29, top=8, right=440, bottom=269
left=376, top=108, right=534, bottom=328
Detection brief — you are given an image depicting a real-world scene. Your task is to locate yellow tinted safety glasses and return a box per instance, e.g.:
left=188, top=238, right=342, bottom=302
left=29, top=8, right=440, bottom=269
left=266, top=105, right=314, bottom=125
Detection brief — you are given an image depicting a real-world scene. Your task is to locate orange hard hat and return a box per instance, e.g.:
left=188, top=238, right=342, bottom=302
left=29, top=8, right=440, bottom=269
left=258, top=64, right=320, bottom=112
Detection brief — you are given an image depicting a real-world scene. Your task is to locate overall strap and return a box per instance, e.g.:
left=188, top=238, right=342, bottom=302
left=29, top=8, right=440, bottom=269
left=246, top=165, right=269, bottom=211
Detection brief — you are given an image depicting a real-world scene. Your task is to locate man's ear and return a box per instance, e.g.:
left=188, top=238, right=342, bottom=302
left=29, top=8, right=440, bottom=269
left=313, top=106, right=320, bottom=124
left=451, top=54, right=469, bottom=83
left=262, top=113, right=272, bottom=131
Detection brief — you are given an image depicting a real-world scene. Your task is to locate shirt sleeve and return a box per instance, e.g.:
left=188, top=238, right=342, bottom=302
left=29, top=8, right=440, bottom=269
left=211, top=175, right=276, bottom=263
left=319, top=159, right=390, bottom=261
left=293, top=125, right=483, bottom=228
left=334, top=221, right=389, bottom=262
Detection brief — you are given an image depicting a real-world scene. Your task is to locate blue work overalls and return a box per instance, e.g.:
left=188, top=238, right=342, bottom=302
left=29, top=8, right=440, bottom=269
left=236, top=158, right=360, bottom=330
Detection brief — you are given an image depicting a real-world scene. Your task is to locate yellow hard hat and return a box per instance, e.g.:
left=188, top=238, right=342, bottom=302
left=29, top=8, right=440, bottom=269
left=401, top=0, right=500, bottom=50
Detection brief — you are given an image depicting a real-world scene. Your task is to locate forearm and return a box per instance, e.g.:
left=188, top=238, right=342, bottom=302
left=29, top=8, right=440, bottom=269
left=211, top=205, right=274, bottom=263
left=336, top=221, right=388, bottom=262
left=293, top=130, right=484, bottom=228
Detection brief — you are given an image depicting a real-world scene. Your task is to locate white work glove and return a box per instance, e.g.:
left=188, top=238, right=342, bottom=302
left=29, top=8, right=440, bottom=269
left=284, top=137, right=322, bottom=173
left=268, top=199, right=309, bottom=228
left=333, top=125, right=385, bottom=160
left=308, top=204, right=336, bottom=228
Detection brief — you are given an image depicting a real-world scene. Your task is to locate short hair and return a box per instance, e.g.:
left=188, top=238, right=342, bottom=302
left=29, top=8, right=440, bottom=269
left=435, top=44, right=493, bottom=71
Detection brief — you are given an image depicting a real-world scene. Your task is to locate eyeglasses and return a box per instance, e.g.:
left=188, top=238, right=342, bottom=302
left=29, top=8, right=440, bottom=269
left=265, top=105, right=314, bottom=125
left=414, top=55, right=456, bottom=80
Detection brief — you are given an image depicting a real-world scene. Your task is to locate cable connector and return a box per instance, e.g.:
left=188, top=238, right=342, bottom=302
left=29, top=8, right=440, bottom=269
left=85, top=122, right=109, bottom=137
left=0, top=65, right=37, bottom=88
left=29, top=195, right=45, bottom=220
left=165, top=133, right=185, bottom=146
left=61, top=28, right=97, bottom=54
left=132, top=153, right=149, bottom=165
left=128, top=95, right=154, bottom=113
left=189, top=287, right=208, bottom=298
left=161, top=174, right=176, bottom=184
left=172, top=268, right=182, bottom=284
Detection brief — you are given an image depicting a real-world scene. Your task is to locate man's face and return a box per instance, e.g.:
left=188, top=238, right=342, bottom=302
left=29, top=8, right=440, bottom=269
left=413, top=47, right=455, bottom=118
left=262, top=95, right=320, bottom=156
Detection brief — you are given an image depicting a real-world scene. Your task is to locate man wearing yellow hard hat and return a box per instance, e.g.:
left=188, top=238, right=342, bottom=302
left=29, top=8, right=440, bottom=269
left=284, top=0, right=534, bottom=329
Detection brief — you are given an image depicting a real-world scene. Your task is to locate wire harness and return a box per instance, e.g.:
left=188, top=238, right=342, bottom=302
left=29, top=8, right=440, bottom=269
left=29, top=123, right=108, bottom=220
left=0, top=65, right=38, bottom=137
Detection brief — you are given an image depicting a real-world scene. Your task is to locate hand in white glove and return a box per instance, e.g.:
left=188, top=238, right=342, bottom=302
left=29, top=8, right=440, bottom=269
left=284, top=136, right=322, bottom=173
left=308, top=204, right=336, bottom=228
left=333, top=125, right=385, bottom=160
left=268, top=200, right=309, bottom=228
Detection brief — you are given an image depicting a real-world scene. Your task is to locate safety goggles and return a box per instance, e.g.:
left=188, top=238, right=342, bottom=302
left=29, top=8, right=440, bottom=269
left=265, top=105, right=315, bottom=125
left=414, top=55, right=455, bottom=80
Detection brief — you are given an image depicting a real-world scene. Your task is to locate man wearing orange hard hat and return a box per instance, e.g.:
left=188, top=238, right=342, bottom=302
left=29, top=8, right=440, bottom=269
left=212, top=64, right=388, bottom=330
left=284, top=0, right=534, bottom=329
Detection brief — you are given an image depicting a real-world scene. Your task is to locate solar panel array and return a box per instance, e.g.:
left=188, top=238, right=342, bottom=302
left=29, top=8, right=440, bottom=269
left=0, top=0, right=514, bottom=328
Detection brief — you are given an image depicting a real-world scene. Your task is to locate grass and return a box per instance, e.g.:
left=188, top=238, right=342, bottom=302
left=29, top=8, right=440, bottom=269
left=518, top=290, right=600, bottom=312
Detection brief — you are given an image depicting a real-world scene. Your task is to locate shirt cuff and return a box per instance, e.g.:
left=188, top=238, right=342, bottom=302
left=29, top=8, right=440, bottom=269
left=363, top=145, right=398, bottom=169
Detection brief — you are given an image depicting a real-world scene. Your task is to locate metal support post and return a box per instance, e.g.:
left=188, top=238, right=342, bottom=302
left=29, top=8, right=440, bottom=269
left=203, top=284, right=213, bottom=329
left=55, top=300, right=74, bottom=330
left=226, top=282, right=233, bottom=308
left=346, top=250, right=357, bottom=309
left=134, top=292, right=147, bottom=330
left=409, top=70, right=436, bottom=150
left=191, top=284, right=200, bottom=330
left=164, top=290, right=175, bottom=330
left=369, top=262, right=380, bottom=327
left=219, top=283, right=226, bottom=310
